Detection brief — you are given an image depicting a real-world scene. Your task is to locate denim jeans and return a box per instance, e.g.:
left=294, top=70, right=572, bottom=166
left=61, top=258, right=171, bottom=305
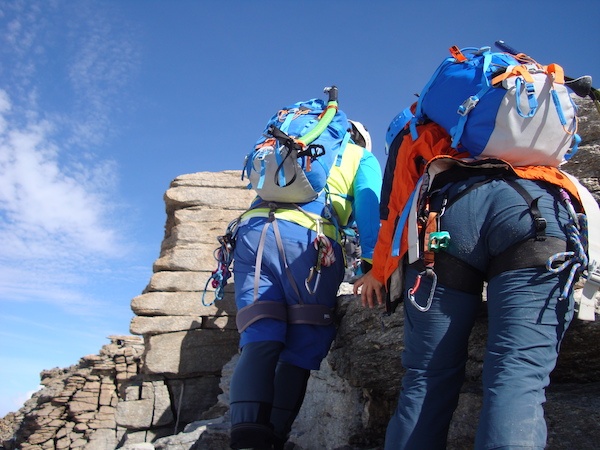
left=385, top=177, right=575, bottom=450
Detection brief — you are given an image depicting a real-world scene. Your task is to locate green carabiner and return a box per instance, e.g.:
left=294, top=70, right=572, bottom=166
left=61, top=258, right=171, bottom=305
left=428, top=231, right=450, bottom=252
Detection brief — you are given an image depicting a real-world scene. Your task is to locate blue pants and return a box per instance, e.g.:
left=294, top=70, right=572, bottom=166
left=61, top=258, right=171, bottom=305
left=385, top=178, right=576, bottom=450
left=230, top=217, right=344, bottom=448
left=233, top=217, right=344, bottom=370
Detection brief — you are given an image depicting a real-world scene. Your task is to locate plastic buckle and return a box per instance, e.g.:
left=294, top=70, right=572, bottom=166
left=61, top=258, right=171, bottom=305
left=525, top=82, right=536, bottom=94
left=458, top=96, right=479, bottom=116
left=473, top=46, right=491, bottom=56
left=534, top=217, right=547, bottom=232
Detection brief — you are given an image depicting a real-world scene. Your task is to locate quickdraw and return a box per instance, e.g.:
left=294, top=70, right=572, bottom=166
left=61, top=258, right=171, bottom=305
left=408, top=196, right=449, bottom=312
left=305, top=218, right=336, bottom=294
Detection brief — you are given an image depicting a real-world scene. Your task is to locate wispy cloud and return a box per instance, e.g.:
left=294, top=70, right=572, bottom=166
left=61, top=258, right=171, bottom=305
left=0, top=1, right=141, bottom=313
left=0, top=96, right=119, bottom=258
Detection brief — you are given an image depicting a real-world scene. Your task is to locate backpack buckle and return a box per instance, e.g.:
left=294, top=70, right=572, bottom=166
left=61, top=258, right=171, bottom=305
left=458, top=96, right=479, bottom=116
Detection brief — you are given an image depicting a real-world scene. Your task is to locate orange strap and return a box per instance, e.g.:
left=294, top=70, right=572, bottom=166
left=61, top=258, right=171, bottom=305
left=545, top=63, right=565, bottom=84
left=449, top=45, right=467, bottom=62
left=422, top=211, right=438, bottom=267
left=492, top=64, right=535, bottom=86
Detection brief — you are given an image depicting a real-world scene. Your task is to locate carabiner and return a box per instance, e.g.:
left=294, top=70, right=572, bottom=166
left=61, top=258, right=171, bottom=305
left=305, top=266, right=321, bottom=295
left=202, top=272, right=224, bottom=307
left=407, top=267, right=437, bottom=312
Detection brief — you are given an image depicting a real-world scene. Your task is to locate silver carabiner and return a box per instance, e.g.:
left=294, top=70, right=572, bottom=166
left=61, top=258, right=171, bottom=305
left=305, top=266, right=321, bottom=295
left=408, top=268, right=437, bottom=312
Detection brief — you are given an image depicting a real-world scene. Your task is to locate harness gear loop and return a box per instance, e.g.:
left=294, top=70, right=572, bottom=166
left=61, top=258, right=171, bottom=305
left=408, top=194, right=448, bottom=312
left=408, top=266, right=438, bottom=312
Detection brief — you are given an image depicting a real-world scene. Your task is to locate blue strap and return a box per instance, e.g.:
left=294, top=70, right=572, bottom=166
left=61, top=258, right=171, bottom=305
left=335, top=131, right=351, bottom=166
left=256, top=154, right=267, bottom=189
left=551, top=89, right=568, bottom=125
left=514, top=77, right=538, bottom=118
left=550, top=89, right=580, bottom=161
left=391, top=181, right=421, bottom=257
left=565, top=133, right=581, bottom=161
left=409, top=116, right=419, bottom=141
left=451, top=50, right=492, bottom=149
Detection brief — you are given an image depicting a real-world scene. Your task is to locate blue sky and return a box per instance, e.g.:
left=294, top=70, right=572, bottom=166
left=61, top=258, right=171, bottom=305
left=1, top=0, right=599, bottom=416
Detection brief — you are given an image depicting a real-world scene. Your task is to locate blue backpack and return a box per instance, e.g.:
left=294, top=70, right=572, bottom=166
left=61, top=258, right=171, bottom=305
left=410, top=45, right=581, bottom=167
left=243, top=87, right=350, bottom=203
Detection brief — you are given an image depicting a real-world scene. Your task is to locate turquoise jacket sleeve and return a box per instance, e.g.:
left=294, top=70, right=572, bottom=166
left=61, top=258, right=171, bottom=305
left=352, top=149, right=382, bottom=261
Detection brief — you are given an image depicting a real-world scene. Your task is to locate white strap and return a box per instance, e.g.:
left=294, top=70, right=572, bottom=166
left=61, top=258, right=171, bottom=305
left=407, top=178, right=423, bottom=264
left=563, top=171, right=599, bottom=320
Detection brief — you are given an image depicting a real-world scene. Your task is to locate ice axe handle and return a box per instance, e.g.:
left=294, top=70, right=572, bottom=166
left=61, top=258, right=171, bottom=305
left=324, top=86, right=338, bottom=103
left=495, top=40, right=520, bottom=55
left=495, top=40, right=594, bottom=98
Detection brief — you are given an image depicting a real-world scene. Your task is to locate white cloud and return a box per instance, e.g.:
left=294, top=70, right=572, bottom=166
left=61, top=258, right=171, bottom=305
left=0, top=94, right=119, bottom=260
left=0, top=1, right=146, bottom=418
left=0, top=2, right=141, bottom=313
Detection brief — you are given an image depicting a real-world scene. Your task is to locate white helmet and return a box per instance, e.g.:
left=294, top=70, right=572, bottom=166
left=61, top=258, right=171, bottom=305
left=348, top=120, right=372, bottom=152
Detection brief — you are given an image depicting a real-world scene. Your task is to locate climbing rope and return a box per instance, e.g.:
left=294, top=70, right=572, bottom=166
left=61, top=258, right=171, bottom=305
left=546, top=190, right=589, bottom=300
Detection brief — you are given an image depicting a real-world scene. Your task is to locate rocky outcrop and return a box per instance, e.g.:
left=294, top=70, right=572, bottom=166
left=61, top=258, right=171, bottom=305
left=1, top=97, right=599, bottom=449
left=0, top=336, right=144, bottom=450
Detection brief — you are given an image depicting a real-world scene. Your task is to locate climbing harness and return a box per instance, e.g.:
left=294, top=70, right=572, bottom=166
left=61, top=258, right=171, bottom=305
left=235, top=204, right=336, bottom=332
left=202, top=218, right=238, bottom=306
left=405, top=175, right=587, bottom=313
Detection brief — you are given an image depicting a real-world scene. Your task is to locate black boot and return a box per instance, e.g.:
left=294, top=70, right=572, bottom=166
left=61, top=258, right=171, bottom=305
left=230, top=422, right=273, bottom=449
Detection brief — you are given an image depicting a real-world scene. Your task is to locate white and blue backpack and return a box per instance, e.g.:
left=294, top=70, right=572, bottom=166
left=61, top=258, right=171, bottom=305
left=243, top=87, right=350, bottom=203
left=410, top=44, right=581, bottom=167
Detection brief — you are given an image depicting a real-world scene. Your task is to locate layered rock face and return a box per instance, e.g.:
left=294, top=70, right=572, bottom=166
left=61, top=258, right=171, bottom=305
left=0, top=336, right=144, bottom=450
left=1, top=98, right=599, bottom=450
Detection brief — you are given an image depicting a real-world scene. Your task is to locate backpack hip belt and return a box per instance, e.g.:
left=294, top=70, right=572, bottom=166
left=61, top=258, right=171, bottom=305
left=239, top=203, right=341, bottom=244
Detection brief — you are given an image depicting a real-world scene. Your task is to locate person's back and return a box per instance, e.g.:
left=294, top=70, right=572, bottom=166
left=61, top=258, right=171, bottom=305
left=355, top=43, right=598, bottom=448
left=226, top=91, right=381, bottom=449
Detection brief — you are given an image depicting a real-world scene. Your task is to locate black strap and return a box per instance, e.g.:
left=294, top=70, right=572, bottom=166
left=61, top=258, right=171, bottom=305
left=287, top=304, right=334, bottom=326
left=236, top=301, right=287, bottom=333
left=503, top=179, right=547, bottom=240
left=487, top=236, right=567, bottom=280
left=236, top=301, right=335, bottom=332
left=410, top=252, right=485, bottom=295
